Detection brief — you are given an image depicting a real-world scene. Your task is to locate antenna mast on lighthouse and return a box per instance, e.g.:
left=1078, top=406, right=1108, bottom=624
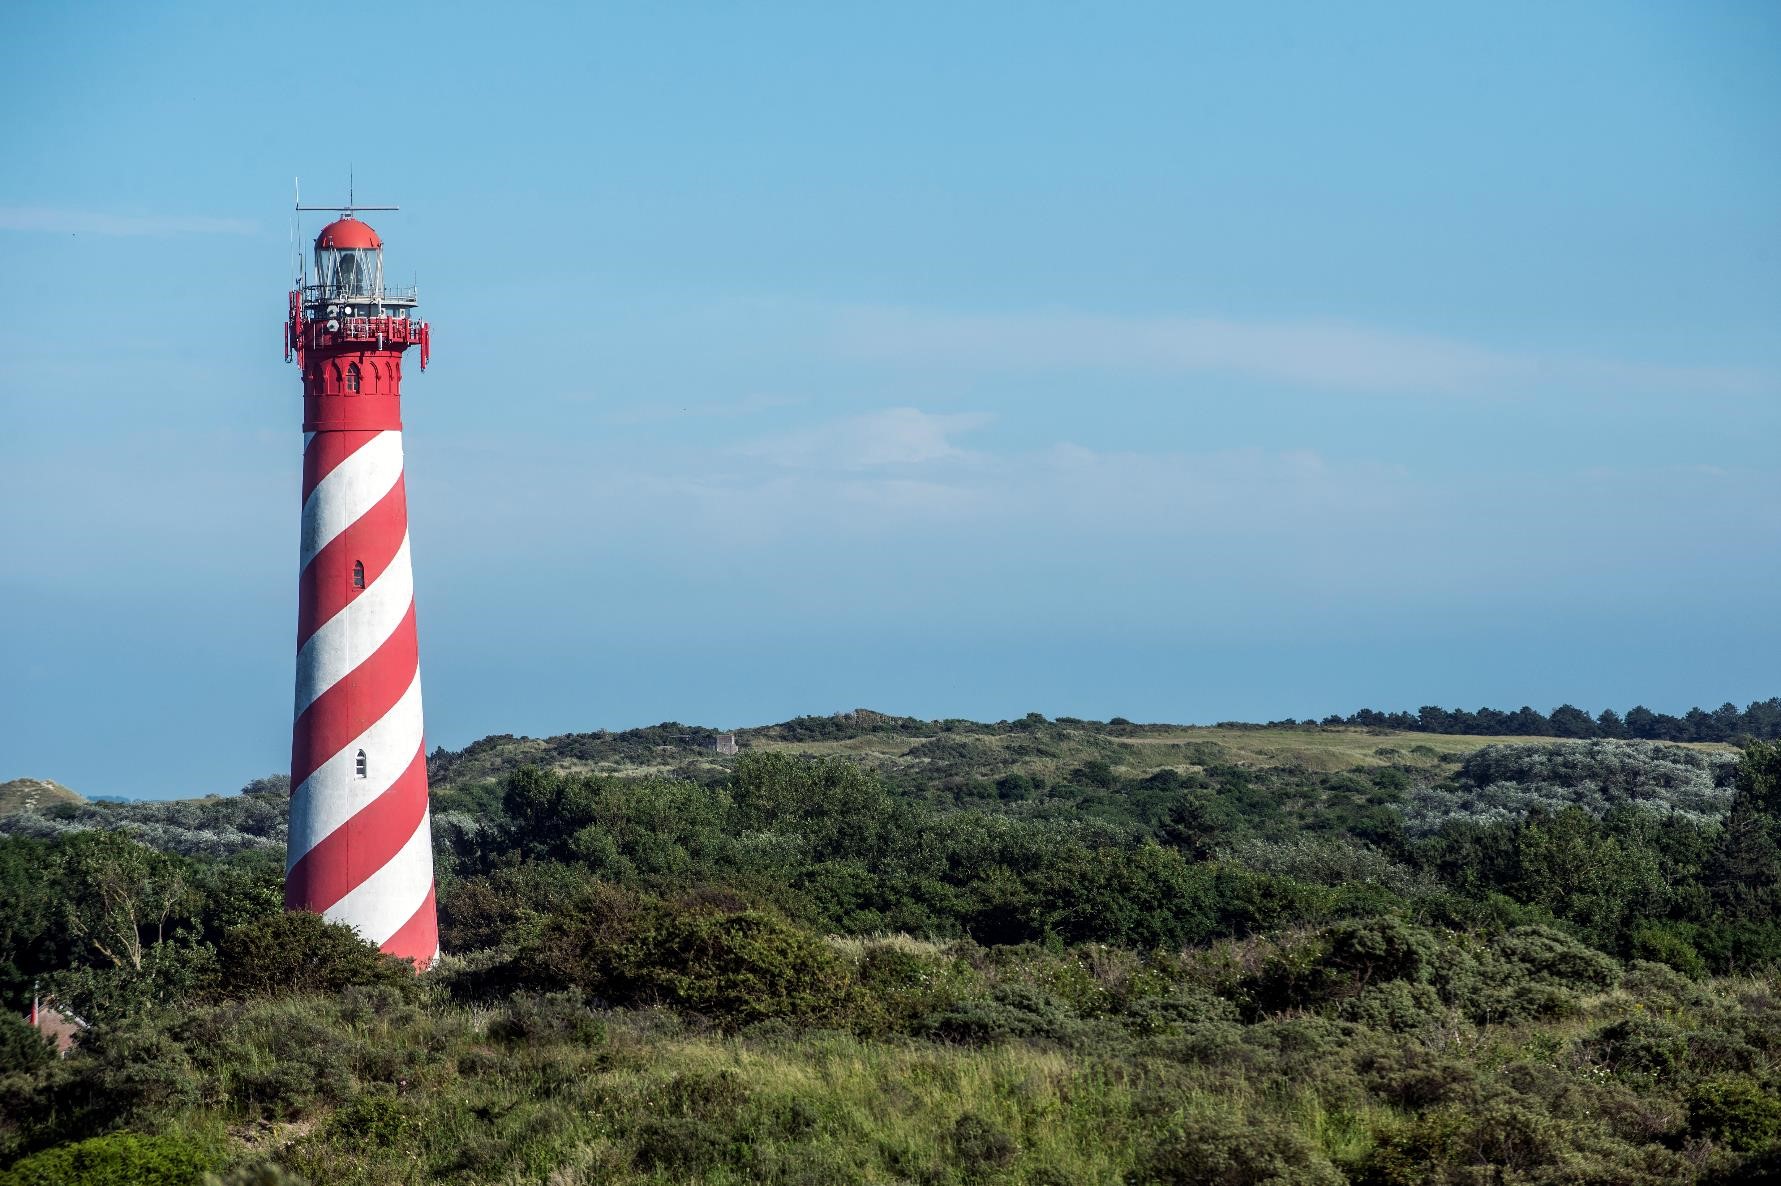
left=281, top=192, right=438, bottom=968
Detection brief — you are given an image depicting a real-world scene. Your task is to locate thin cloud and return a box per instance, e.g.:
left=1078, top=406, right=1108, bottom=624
left=733, top=407, right=994, bottom=470
left=597, top=392, right=806, bottom=423
left=827, top=306, right=1774, bottom=397
left=0, top=206, right=258, bottom=237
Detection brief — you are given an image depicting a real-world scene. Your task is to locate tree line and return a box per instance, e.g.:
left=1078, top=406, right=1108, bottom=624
left=1267, top=697, right=1781, bottom=743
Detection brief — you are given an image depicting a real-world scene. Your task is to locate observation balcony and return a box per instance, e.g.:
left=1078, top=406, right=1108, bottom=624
left=301, top=281, right=420, bottom=311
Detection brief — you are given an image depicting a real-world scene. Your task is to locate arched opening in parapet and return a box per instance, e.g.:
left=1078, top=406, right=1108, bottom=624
left=345, top=363, right=362, bottom=393
left=355, top=750, right=367, bottom=779
left=352, top=560, right=365, bottom=589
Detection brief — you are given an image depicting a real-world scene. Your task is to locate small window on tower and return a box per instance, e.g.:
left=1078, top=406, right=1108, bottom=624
left=352, top=560, right=365, bottom=589
left=345, top=363, right=362, bottom=393
left=355, top=750, right=368, bottom=779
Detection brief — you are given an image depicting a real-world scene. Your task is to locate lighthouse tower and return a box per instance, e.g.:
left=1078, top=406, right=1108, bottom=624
left=282, top=209, right=438, bottom=967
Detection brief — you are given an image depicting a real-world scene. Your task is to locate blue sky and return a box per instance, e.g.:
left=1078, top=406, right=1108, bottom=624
left=2, top=1, right=1778, bottom=798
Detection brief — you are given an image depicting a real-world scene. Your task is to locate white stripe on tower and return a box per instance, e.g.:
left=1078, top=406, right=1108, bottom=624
left=287, top=672, right=424, bottom=859
left=287, top=428, right=438, bottom=967
left=299, top=431, right=406, bottom=569
left=293, top=533, right=415, bottom=714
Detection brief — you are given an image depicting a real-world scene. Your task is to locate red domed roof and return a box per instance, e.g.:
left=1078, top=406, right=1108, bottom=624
left=315, top=217, right=382, bottom=250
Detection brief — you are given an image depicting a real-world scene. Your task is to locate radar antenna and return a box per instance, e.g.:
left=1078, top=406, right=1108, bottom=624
left=296, top=169, right=399, bottom=218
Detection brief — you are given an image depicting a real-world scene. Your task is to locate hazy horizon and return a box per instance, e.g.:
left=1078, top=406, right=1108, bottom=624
left=4, top=2, right=1778, bottom=799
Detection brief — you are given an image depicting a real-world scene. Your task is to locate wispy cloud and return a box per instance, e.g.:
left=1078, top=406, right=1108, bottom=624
left=827, top=306, right=1774, bottom=397
left=733, top=407, right=994, bottom=470
left=0, top=206, right=258, bottom=237
left=596, top=392, right=806, bottom=423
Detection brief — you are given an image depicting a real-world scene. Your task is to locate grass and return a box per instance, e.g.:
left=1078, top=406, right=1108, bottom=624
left=412, top=722, right=1742, bottom=799
left=756, top=725, right=1736, bottom=775
left=260, top=1008, right=1151, bottom=1184
left=0, top=777, right=83, bottom=816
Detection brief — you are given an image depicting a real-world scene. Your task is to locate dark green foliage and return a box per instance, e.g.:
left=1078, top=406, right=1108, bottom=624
left=0, top=838, right=73, bottom=1009
left=1689, top=1075, right=1781, bottom=1152
left=1334, top=698, right=1781, bottom=743
left=1491, top=924, right=1620, bottom=991
left=949, top=1113, right=1018, bottom=1178
left=3, top=723, right=1779, bottom=1183
left=920, top=983, right=1082, bottom=1045
left=217, top=911, right=413, bottom=997
left=489, top=892, right=852, bottom=1029
left=487, top=990, right=607, bottom=1045
left=1137, top=1112, right=1343, bottom=1185
left=0, top=1132, right=219, bottom=1186
left=1708, top=742, right=1781, bottom=936
left=0, top=1013, right=54, bottom=1074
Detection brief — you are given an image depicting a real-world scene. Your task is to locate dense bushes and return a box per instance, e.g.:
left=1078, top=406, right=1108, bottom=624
left=217, top=911, right=415, bottom=997
left=460, top=890, right=854, bottom=1029
left=2, top=732, right=1779, bottom=1182
left=0, top=1014, right=53, bottom=1075
left=1408, top=740, right=1735, bottom=831
left=0, top=1132, right=220, bottom=1186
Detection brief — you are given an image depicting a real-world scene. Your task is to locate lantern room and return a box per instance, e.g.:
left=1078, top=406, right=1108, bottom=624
left=308, top=214, right=418, bottom=311
left=314, top=217, right=385, bottom=300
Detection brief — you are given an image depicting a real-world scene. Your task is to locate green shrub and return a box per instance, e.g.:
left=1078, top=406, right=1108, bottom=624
left=1621, top=959, right=1697, bottom=1005
left=1356, top=1101, right=1567, bottom=1185
left=0, top=1132, right=219, bottom=1186
left=1703, top=1148, right=1781, bottom=1186
left=1587, top=1016, right=1688, bottom=1081
left=1629, top=922, right=1707, bottom=978
left=920, top=983, right=1082, bottom=1045
left=1433, top=928, right=1621, bottom=1024
left=0, top=1012, right=54, bottom=1073
left=631, top=1116, right=732, bottom=1173
left=1323, top=917, right=1438, bottom=985
left=323, top=1088, right=426, bottom=1154
left=1336, top=981, right=1445, bottom=1032
left=614, top=908, right=852, bottom=1028
left=490, top=893, right=853, bottom=1027
left=848, top=943, right=982, bottom=1033
left=217, top=912, right=413, bottom=997
left=1359, top=1050, right=1483, bottom=1109
left=949, top=1113, right=1018, bottom=1179
left=1491, top=925, right=1620, bottom=992
left=176, top=1003, right=357, bottom=1120
left=1136, top=1111, right=1343, bottom=1185
left=1127, top=986, right=1240, bottom=1035
left=487, top=989, right=606, bottom=1044
left=1690, top=1075, right=1781, bottom=1152
left=65, top=1018, right=204, bottom=1124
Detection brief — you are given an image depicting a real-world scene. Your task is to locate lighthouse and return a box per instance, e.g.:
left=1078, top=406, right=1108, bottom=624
left=282, top=208, right=438, bottom=967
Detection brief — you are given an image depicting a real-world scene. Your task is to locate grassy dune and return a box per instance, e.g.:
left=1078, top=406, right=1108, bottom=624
left=0, top=777, right=82, bottom=816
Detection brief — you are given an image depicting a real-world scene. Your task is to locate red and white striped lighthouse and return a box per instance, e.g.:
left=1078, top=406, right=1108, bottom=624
left=282, top=208, right=438, bottom=967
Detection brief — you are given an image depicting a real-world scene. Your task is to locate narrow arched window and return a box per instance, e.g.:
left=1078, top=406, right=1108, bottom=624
left=352, top=560, right=365, bottom=589
left=355, top=750, right=368, bottom=779
left=345, top=363, right=361, bottom=393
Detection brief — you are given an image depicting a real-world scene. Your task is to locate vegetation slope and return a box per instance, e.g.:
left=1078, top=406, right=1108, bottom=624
left=1, top=712, right=1778, bottom=1186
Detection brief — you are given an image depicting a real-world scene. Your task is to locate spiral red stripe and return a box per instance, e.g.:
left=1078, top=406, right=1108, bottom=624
left=289, top=429, right=437, bottom=967
left=378, top=883, right=440, bottom=970
left=291, top=600, right=419, bottom=789
left=296, top=477, right=409, bottom=646
left=286, top=742, right=429, bottom=915
left=301, top=429, right=382, bottom=500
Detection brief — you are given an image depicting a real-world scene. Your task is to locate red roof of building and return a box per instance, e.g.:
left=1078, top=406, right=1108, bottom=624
left=27, top=1003, right=86, bottom=1055
left=315, top=217, right=383, bottom=251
